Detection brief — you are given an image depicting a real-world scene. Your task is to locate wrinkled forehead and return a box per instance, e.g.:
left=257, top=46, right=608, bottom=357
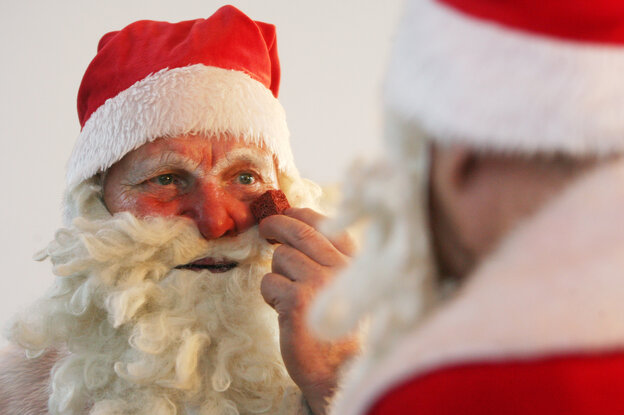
left=111, top=134, right=278, bottom=175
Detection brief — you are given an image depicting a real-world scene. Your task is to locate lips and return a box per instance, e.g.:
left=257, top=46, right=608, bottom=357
left=175, top=257, right=238, bottom=273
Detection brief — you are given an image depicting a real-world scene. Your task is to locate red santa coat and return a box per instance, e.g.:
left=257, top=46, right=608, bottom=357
left=334, top=159, right=624, bottom=415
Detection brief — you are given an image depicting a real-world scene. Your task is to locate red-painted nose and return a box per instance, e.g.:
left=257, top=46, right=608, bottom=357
left=182, top=183, right=254, bottom=240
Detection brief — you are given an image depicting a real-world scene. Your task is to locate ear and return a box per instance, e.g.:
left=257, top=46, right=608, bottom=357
left=429, top=144, right=478, bottom=196
left=428, top=143, right=483, bottom=278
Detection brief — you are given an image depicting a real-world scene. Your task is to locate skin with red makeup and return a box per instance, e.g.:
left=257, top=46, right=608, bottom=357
left=103, top=133, right=359, bottom=415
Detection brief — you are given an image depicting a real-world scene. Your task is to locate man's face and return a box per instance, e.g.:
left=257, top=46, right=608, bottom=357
left=11, top=134, right=297, bottom=414
left=103, top=134, right=279, bottom=243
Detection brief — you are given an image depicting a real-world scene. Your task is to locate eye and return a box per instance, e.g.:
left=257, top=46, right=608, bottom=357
left=237, top=172, right=256, bottom=185
left=154, top=174, right=176, bottom=186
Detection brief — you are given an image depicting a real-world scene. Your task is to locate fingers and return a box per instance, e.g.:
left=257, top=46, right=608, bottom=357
left=260, top=272, right=294, bottom=310
left=271, top=244, right=331, bottom=285
left=261, top=272, right=308, bottom=323
left=259, top=213, right=348, bottom=267
left=283, top=208, right=357, bottom=257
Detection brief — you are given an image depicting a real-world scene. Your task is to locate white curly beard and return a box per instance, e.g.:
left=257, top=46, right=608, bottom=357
left=9, top=194, right=302, bottom=415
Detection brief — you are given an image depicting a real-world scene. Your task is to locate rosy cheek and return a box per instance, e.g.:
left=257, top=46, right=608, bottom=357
left=128, top=195, right=182, bottom=218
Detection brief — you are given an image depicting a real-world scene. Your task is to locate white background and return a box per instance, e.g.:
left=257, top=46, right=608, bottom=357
left=0, top=0, right=404, bottom=341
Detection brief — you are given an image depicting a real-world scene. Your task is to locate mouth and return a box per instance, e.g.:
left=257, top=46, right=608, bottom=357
left=175, top=258, right=238, bottom=273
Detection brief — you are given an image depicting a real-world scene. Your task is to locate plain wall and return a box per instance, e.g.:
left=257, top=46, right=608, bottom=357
left=0, top=0, right=404, bottom=343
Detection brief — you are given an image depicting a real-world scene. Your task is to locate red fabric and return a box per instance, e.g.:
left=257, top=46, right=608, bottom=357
left=438, top=0, right=624, bottom=45
left=77, top=5, right=280, bottom=128
left=368, top=351, right=624, bottom=415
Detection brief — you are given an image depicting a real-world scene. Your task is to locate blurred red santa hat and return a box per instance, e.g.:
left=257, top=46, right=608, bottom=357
left=385, top=0, right=624, bottom=155
left=67, top=5, right=296, bottom=189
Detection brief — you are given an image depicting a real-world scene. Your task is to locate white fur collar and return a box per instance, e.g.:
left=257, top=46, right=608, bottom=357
left=334, top=158, right=624, bottom=415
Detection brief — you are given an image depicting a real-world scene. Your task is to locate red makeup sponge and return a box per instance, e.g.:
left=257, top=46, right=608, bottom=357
left=251, top=189, right=291, bottom=222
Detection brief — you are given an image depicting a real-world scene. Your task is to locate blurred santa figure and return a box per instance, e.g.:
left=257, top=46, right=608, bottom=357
left=310, top=0, right=624, bottom=414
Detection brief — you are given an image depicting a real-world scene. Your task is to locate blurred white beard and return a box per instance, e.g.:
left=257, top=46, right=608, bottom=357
left=9, top=211, right=301, bottom=415
left=308, top=146, right=436, bottom=415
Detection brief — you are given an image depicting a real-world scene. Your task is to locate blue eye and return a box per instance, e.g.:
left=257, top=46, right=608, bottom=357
left=237, top=172, right=255, bottom=185
left=156, top=174, right=175, bottom=185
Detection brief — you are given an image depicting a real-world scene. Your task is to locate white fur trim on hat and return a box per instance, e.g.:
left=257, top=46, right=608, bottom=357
left=66, top=64, right=296, bottom=188
left=385, top=0, right=624, bottom=155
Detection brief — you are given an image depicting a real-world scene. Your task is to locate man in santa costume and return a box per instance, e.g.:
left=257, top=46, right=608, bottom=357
left=0, top=6, right=356, bottom=415
left=310, top=0, right=624, bottom=413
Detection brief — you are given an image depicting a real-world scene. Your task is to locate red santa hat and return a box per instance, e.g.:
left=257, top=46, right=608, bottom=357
left=385, top=0, right=624, bottom=155
left=66, top=5, right=296, bottom=189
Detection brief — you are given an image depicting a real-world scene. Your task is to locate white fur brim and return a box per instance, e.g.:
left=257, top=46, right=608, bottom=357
left=66, top=65, right=296, bottom=188
left=385, top=0, right=624, bottom=155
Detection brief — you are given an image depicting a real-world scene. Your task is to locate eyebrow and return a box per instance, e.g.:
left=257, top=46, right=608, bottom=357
left=212, top=147, right=276, bottom=179
left=125, top=151, right=200, bottom=183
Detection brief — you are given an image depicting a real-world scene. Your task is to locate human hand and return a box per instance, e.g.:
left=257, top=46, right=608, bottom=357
left=259, top=208, right=360, bottom=415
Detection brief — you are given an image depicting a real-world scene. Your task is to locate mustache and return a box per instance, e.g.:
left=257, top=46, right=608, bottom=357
left=181, top=224, right=271, bottom=265
left=37, top=213, right=272, bottom=278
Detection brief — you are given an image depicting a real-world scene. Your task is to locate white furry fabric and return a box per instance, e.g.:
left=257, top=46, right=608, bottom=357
left=66, top=65, right=296, bottom=191
left=8, top=182, right=308, bottom=415
left=385, top=0, right=624, bottom=156
left=325, top=157, right=624, bottom=415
